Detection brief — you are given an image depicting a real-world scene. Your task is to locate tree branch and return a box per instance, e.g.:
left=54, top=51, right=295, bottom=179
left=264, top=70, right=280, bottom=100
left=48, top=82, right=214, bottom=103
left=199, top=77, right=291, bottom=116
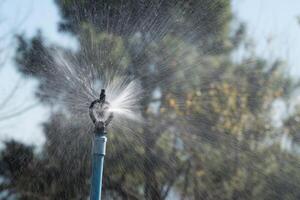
left=0, top=103, right=39, bottom=122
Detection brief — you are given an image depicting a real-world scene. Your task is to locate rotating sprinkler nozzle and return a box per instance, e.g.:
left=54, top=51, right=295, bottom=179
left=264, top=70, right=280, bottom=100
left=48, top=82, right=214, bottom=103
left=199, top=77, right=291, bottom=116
left=89, top=89, right=113, bottom=200
left=89, top=89, right=114, bottom=133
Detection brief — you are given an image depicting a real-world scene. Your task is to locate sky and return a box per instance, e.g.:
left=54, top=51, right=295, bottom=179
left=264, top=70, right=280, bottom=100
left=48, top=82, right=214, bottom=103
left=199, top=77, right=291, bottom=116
left=0, top=0, right=300, bottom=146
left=232, top=0, right=300, bottom=76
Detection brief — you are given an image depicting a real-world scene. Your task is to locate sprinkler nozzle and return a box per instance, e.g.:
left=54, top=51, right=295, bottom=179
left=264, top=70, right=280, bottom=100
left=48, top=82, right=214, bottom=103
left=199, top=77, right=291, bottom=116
left=89, top=89, right=113, bottom=132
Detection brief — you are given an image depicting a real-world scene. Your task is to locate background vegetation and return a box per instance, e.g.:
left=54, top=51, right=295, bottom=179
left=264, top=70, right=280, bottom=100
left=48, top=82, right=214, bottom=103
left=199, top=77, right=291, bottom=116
left=1, top=0, right=300, bottom=199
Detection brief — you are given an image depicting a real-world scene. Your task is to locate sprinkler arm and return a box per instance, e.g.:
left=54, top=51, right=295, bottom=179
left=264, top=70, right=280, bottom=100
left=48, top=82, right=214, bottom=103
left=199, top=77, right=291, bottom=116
left=89, top=99, right=102, bottom=124
left=89, top=89, right=113, bottom=133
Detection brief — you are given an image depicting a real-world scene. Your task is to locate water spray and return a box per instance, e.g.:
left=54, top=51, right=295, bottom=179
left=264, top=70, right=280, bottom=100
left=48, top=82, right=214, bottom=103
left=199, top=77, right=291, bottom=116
left=89, top=89, right=113, bottom=200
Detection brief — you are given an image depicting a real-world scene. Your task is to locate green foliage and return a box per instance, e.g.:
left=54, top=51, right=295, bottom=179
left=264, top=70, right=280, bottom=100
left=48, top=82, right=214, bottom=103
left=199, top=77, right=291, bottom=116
left=284, top=105, right=300, bottom=145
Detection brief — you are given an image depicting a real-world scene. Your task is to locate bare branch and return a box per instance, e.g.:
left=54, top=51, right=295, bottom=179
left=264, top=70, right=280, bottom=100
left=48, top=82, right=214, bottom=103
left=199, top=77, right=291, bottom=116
left=0, top=103, right=39, bottom=122
left=0, top=78, right=22, bottom=110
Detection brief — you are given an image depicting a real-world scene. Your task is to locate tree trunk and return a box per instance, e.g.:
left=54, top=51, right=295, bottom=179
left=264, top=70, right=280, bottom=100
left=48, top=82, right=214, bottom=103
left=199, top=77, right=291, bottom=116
left=143, top=127, right=162, bottom=200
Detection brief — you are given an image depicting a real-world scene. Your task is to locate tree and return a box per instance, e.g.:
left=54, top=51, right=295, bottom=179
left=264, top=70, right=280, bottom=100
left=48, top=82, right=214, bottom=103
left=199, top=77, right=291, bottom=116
left=0, top=0, right=39, bottom=124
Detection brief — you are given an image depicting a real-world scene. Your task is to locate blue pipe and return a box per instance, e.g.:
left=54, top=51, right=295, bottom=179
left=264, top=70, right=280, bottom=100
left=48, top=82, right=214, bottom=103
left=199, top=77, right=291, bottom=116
left=90, top=130, right=107, bottom=200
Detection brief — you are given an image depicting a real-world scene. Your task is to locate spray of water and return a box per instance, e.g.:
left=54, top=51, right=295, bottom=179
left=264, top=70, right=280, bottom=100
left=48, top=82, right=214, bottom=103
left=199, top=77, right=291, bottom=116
left=39, top=49, right=143, bottom=130
left=8, top=1, right=300, bottom=199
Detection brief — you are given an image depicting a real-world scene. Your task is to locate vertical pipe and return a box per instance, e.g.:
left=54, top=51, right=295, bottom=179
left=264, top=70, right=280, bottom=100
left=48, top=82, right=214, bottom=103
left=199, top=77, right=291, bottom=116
left=90, top=130, right=107, bottom=200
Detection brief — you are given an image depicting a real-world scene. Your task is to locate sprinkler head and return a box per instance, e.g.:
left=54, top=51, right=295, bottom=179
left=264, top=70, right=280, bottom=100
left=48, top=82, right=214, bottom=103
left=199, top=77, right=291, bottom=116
left=89, top=89, right=113, bottom=132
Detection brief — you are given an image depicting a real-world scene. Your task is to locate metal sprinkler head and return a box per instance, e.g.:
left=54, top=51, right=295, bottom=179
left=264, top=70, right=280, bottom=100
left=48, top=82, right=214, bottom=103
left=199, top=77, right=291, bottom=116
left=89, top=89, right=113, bottom=133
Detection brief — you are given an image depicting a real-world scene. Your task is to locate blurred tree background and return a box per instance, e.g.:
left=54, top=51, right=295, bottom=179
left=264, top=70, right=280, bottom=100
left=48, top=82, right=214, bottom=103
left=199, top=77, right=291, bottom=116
left=1, top=0, right=300, bottom=199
